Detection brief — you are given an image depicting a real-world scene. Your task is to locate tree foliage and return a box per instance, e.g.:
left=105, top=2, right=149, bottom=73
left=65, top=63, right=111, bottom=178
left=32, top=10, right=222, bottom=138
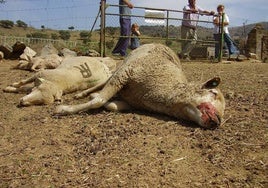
left=16, top=20, right=28, bottom=28
left=0, top=20, right=14, bottom=28
left=68, top=26, right=74, bottom=30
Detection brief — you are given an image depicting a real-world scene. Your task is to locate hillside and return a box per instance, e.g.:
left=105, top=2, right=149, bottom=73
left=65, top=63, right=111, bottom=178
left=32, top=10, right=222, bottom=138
left=0, top=26, right=96, bottom=42
left=1, top=22, right=267, bottom=42
left=0, top=21, right=267, bottom=55
left=229, top=22, right=268, bottom=37
left=139, top=22, right=268, bottom=40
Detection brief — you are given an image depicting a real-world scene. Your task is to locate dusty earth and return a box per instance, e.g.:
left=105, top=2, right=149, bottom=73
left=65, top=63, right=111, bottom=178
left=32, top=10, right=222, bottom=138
left=0, top=58, right=267, bottom=188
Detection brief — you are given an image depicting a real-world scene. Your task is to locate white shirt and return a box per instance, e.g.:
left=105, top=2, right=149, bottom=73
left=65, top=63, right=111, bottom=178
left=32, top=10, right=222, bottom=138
left=182, top=5, right=205, bottom=28
left=213, top=13, right=230, bottom=34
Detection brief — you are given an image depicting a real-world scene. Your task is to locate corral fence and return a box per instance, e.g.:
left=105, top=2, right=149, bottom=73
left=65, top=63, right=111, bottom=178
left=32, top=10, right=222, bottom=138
left=99, top=0, right=225, bottom=61
left=0, top=35, right=77, bottom=48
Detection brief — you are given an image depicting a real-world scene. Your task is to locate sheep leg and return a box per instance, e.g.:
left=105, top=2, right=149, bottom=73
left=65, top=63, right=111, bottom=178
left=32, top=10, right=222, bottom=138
left=3, top=74, right=37, bottom=93
left=11, top=75, right=36, bottom=88
left=104, top=100, right=132, bottom=112
left=31, top=60, right=42, bottom=71
left=54, top=77, right=125, bottom=115
left=74, top=80, right=108, bottom=99
left=3, top=85, right=33, bottom=93
left=54, top=95, right=107, bottom=115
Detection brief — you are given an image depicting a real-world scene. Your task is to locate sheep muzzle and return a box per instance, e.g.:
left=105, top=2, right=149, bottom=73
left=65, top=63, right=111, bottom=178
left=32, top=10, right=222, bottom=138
left=197, top=102, right=221, bottom=129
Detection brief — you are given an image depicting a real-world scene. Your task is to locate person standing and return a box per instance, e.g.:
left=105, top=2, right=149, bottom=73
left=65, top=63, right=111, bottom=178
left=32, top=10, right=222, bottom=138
left=179, top=0, right=214, bottom=60
left=112, top=0, right=134, bottom=56
left=213, top=4, right=239, bottom=59
left=130, top=23, right=141, bottom=50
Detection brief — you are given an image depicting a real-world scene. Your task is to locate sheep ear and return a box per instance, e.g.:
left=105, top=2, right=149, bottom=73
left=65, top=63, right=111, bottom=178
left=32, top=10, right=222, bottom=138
left=202, top=77, right=221, bottom=89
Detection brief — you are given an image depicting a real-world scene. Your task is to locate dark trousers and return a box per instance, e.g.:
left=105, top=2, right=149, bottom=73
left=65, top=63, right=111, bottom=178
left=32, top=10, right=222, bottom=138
left=112, top=18, right=131, bottom=56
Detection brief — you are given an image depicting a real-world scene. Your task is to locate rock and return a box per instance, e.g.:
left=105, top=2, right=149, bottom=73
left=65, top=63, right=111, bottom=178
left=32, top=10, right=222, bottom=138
left=248, top=52, right=258, bottom=59
left=41, top=43, right=58, bottom=56
left=20, top=46, right=37, bottom=61
left=0, top=44, right=12, bottom=59
left=59, top=48, right=77, bottom=57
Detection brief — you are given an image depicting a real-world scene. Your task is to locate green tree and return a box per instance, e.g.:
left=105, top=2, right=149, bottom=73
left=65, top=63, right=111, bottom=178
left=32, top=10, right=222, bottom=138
left=0, top=20, right=14, bottom=28
left=16, top=20, right=28, bottom=28
left=68, top=26, right=74, bottom=31
left=59, top=30, right=71, bottom=40
left=41, top=25, right=45, bottom=31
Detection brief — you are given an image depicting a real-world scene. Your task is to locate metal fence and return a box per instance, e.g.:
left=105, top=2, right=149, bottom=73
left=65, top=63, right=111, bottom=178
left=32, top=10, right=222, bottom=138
left=0, top=35, right=77, bottom=48
left=100, top=1, right=223, bottom=60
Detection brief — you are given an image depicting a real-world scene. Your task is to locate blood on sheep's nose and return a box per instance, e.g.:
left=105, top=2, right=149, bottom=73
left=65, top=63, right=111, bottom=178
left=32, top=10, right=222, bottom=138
left=197, top=102, right=221, bottom=129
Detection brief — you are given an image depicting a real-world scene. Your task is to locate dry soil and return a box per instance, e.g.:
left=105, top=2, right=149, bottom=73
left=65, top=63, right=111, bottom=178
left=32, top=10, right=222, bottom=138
left=0, top=59, right=267, bottom=188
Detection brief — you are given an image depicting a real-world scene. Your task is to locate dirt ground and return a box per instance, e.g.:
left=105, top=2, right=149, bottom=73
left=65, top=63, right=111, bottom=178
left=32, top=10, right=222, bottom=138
left=0, top=58, right=267, bottom=188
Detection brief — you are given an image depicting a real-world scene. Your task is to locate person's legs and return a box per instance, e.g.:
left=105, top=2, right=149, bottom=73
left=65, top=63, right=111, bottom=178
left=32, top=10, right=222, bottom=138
left=180, top=25, right=188, bottom=54
left=224, top=33, right=239, bottom=55
left=112, top=18, right=131, bottom=56
left=180, top=26, right=197, bottom=58
left=213, top=33, right=221, bottom=58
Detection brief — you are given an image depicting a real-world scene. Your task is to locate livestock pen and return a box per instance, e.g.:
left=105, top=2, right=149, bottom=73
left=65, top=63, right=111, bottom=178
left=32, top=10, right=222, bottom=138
left=98, top=0, right=224, bottom=61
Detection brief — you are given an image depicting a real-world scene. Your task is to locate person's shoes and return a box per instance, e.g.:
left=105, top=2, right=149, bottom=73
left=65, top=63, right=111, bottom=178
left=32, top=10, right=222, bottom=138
left=178, top=53, right=191, bottom=61
left=235, top=55, right=244, bottom=62
left=183, top=56, right=191, bottom=62
left=228, top=53, right=244, bottom=61
left=112, top=52, right=122, bottom=56
left=212, top=58, right=219, bottom=63
left=112, top=52, right=127, bottom=57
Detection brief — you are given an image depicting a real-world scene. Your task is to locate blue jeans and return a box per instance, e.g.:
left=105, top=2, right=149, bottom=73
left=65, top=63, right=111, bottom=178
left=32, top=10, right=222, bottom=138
left=130, top=36, right=140, bottom=50
left=112, top=18, right=131, bottom=56
left=214, top=33, right=239, bottom=58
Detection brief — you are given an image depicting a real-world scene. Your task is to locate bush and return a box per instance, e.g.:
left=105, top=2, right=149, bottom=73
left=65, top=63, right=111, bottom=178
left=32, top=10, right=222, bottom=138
left=26, top=32, right=48, bottom=39
left=165, top=40, right=173, bottom=46
left=106, top=40, right=115, bottom=49
left=80, top=31, right=91, bottom=44
left=0, top=20, right=14, bottom=28
left=79, top=31, right=91, bottom=39
left=51, top=33, right=59, bottom=40
left=59, top=30, right=71, bottom=40
left=106, top=27, right=117, bottom=36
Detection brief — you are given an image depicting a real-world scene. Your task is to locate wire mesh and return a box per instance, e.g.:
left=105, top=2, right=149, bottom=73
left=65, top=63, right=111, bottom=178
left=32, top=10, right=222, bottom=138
left=103, top=3, right=217, bottom=59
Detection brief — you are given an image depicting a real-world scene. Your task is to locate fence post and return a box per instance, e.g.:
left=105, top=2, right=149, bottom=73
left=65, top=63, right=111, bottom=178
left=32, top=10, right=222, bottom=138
left=218, top=13, right=225, bottom=62
left=100, top=0, right=106, bottom=57
left=165, top=10, right=169, bottom=44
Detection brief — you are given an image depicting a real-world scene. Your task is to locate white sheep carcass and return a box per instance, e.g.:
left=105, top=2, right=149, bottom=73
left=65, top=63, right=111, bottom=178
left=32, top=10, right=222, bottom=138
left=4, top=56, right=116, bottom=106
left=55, top=44, right=225, bottom=129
